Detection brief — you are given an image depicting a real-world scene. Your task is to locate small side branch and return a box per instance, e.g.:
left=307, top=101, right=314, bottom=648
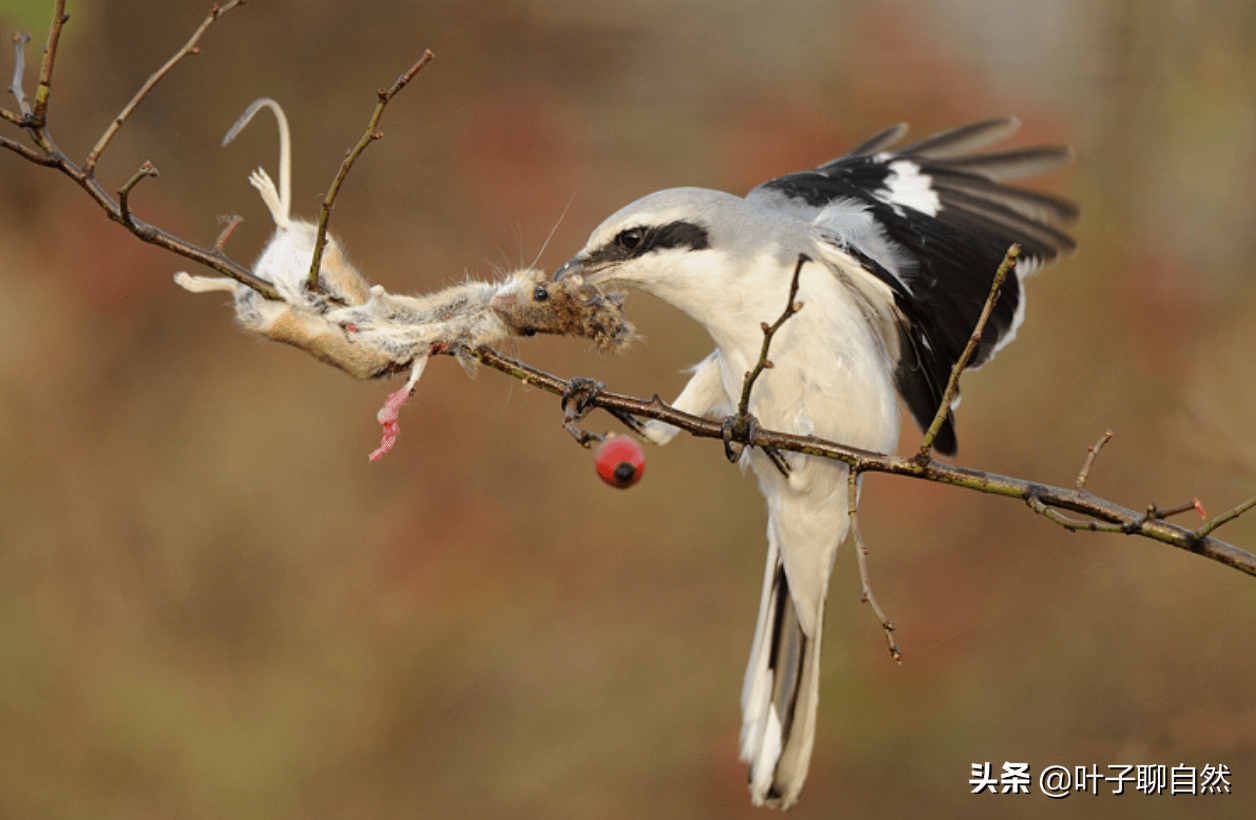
left=308, top=49, right=434, bottom=288
left=3, top=1, right=277, bottom=298
left=1197, top=495, right=1256, bottom=540
left=0, top=132, right=59, bottom=165
left=848, top=468, right=901, bottom=662
left=117, top=160, right=159, bottom=228
left=737, top=253, right=808, bottom=417
left=1076, top=428, right=1113, bottom=489
left=719, top=254, right=807, bottom=470
left=7, top=33, right=33, bottom=121
left=213, top=215, right=244, bottom=252
left=916, top=244, right=1019, bottom=461
left=84, top=0, right=246, bottom=172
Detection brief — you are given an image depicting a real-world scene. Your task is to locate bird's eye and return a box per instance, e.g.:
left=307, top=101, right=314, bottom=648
left=533, top=284, right=549, bottom=302
left=616, top=227, right=645, bottom=252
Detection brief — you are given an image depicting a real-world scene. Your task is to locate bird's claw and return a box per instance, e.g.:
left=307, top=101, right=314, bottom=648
left=763, top=445, right=791, bottom=478
left=720, top=412, right=755, bottom=463
left=721, top=412, right=790, bottom=476
left=608, top=408, right=648, bottom=436
left=562, top=377, right=603, bottom=421
left=562, top=377, right=605, bottom=447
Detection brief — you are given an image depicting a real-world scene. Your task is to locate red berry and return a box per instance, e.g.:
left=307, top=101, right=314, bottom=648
left=595, top=435, right=646, bottom=489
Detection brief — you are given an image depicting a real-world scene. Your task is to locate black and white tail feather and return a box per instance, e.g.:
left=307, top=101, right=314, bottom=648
left=554, top=117, right=1076, bottom=809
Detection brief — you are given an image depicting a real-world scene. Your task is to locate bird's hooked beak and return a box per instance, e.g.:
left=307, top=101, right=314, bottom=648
left=553, top=256, right=583, bottom=283
left=553, top=255, right=613, bottom=287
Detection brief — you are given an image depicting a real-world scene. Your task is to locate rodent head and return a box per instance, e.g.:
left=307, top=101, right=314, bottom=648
left=490, top=268, right=636, bottom=352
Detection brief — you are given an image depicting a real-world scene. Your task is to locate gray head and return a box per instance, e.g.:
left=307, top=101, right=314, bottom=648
left=555, top=187, right=807, bottom=319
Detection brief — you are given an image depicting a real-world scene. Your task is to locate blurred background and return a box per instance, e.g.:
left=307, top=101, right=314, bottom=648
left=1, top=0, right=1254, bottom=817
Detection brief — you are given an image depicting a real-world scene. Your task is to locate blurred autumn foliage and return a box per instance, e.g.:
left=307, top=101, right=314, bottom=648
left=1, top=1, right=1254, bottom=818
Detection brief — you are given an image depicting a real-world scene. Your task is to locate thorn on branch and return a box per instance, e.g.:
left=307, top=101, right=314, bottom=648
left=916, top=243, right=1020, bottom=463
left=1075, top=428, right=1114, bottom=490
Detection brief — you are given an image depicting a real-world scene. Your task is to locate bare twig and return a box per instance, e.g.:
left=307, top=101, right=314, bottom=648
left=117, top=160, right=159, bottom=227
left=462, top=345, right=1256, bottom=579
left=0, top=132, right=59, bottom=165
left=1025, top=493, right=1125, bottom=534
left=213, top=215, right=245, bottom=251
left=737, top=253, right=808, bottom=416
left=308, top=50, right=434, bottom=288
left=4, top=5, right=1251, bottom=591
left=7, top=33, right=32, bottom=120
left=720, top=253, right=807, bottom=469
left=85, top=0, right=246, bottom=172
left=2, top=1, right=276, bottom=297
left=1151, top=499, right=1206, bottom=520
left=1197, top=495, right=1256, bottom=539
left=848, top=468, right=901, bottom=662
left=31, top=0, right=68, bottom=125
left=1076, top=428, right=1113, bottom=489
left=916, top=244, right=1019, bottom=461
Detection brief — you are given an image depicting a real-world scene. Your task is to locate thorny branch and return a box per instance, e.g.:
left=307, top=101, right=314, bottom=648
left=85, top=0, right=247, bottom=172
left=1, top=1, right=277, bottom=297
left=3, top=3, right=1254, bottom=597
left=307, top=49, right=435, bottom=289
left=463, top=345, right=1256, bottom=579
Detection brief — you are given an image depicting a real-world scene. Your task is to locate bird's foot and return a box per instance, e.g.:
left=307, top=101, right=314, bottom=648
left=721, top=411, right=790, bottom=477
left=562, top=377, right=605, bottom=447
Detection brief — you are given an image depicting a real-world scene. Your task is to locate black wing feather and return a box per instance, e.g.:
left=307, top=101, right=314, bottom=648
left=749, top=118, right=1076, bottom=455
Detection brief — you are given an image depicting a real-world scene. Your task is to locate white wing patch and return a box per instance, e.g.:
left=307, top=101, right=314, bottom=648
left=879, top=159, right=941, bottom=216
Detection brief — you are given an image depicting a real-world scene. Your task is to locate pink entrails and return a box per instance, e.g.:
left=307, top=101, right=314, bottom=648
left=368, top=384, right=413, bottom=461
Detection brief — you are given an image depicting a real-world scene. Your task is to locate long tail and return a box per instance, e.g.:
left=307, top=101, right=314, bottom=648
left=223, top=97, right=293, bottom=230
left=740, top=537, right=827, bottom=810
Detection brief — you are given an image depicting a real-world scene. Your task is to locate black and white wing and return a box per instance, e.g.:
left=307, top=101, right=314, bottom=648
left=748, top=117, right=1078, bottom=456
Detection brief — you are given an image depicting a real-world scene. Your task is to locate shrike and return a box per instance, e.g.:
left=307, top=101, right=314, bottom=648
left=554, top=117, right=1076, bottom=809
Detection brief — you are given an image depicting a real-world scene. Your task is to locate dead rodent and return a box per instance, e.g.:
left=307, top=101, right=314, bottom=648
left=489, top=268, right=636, bottom=353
